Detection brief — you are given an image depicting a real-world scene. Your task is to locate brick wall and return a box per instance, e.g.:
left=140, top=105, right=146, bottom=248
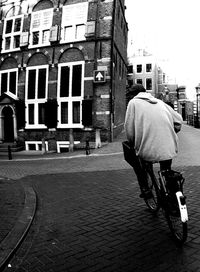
left=0, top=0, right=127, bottom=148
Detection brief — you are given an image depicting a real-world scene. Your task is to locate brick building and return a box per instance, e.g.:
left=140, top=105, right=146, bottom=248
left=0, top=0, right=127, bottom=152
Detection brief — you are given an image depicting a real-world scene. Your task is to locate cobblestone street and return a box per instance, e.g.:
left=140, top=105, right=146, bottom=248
left=0, top=124, right=200, bottom=271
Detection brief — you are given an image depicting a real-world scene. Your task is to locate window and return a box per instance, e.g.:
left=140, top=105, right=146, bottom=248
left=30, top=9, right=53, bottom=47
left=136, top=64, right=142, bottom=73
left=2, top=15, right=23, bottom=52
left=58, top=62, right=84, bottom=128
left=136, top=79, right=143, bottom=85
left=146, top=78, right=152, bottom=90
left=127, top=65, right=133, bottom=74
left=61, top=3, right=88, bottom=42
left=25, top=66, right=48, bottom=128
left=0, top=69, right=18, bottom=96
left=146, top=63, right=152, bottom=73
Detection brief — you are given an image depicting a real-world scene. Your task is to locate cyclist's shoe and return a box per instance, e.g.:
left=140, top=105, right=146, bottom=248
left=140, top=189, right=153, bottom=199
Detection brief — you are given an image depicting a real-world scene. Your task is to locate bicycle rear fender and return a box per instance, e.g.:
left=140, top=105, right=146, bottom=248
left=176, top=191, right=188, bottom=223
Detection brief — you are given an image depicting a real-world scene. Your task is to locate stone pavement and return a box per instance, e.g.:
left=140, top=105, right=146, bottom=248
left=2, top=167, right=200, bottom=272
left=0, top=123, right=200, bottom=271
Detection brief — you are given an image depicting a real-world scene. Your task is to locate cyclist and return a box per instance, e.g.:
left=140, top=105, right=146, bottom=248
left=124, top=84, right=183, bottom=198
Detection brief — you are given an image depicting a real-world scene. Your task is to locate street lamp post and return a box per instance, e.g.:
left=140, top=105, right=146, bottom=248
left=195, top=86, right=200, bottom=128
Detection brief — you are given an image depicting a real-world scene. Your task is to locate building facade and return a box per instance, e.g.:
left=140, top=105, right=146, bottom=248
left=128, top=49, right=159, bottom=97
left=0, top=0, right=127, bottom=151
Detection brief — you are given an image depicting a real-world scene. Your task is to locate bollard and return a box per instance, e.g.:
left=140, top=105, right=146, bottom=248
left=69, top=128, right=74, bottom=152
left=85, top=139, right=90, bottom=155
left=8, top=145, right=12, bottom=160
left=42, top=138, right=46, bottom=154
left=95, top=129, right=101, bottom=148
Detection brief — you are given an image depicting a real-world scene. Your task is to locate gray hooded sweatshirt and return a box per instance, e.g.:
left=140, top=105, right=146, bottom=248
left=124, top=92, right=183, bottom=162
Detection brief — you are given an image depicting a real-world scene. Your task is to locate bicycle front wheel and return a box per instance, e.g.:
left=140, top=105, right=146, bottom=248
left=165, top=192, right=188, bottom=244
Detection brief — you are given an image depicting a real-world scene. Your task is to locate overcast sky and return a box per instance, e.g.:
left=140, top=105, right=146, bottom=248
left=125, top=0, right=200, bottom=99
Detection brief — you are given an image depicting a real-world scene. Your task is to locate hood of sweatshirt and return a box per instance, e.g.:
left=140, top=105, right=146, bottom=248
left=134, top=92, right=158, bottom=104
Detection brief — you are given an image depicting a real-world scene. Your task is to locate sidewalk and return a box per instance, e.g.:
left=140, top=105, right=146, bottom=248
left=0, top=129, right=125, bottom=162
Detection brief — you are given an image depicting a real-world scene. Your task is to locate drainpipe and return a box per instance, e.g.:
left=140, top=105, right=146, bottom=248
left=110, top=0, right=116, bottom=142
left=94, top=0, right=101, bottom=148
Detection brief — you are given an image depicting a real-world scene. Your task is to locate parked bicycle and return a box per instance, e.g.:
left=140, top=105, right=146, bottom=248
left=122, top=141, right=188, bottom=245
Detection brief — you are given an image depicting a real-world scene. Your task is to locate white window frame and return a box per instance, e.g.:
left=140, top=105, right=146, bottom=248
left=57, top=61, right=84, bottom=128
left=29, top=8, right=53, bottom=48
left=0, top=68, right=18, bottom=97
left=2, top=15, right=24, bottom=53
left=61, top=3, right=88, bottom=43
left=25, top=141, right=49, bottom=151
left=25, top=65, right=48, bottom=129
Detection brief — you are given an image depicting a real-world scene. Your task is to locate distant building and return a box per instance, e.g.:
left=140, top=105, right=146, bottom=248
left=126, top=49, right=190, bottom=122
left=0, top=0, right=128, bottom=151
left=128, top=49, right=158, bottom=97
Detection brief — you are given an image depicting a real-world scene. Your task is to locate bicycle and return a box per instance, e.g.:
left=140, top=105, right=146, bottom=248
left=122, top=141, right=188, bottom=245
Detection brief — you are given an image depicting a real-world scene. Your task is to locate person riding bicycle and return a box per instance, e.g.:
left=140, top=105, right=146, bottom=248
left=124, top=84, right=183, bottom=198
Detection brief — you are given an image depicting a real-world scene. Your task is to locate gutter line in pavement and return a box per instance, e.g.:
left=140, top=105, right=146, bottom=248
left=0, top=186, right=37, bottom=271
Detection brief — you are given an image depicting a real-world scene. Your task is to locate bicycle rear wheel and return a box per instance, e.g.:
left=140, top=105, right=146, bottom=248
left=144, top=171, right=160, bottom=212
left=165, top=193, right=188, bottom=244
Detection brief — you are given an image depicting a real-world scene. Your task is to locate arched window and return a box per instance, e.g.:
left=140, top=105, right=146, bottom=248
left=57, top=49, right=84, bottom=128
left=61, top=2, right=88, bottom=43
left=30, top=0, right=53, bottom=47
left=25, top=53, right=49, bottom=128
left=2, top=6, right=23, bottom=52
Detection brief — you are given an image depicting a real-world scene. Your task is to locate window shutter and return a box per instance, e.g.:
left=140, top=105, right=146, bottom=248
left=45, top=99, right=58, bottom=128
left=82, top=99, right=92, bottom=127
left=15, top=100, right=25, bottom=129
left=49, top=25, right=60, bottom=42
left=85, top=21, right=95, bottom=37
left=20, top=32, right=29, bottom=47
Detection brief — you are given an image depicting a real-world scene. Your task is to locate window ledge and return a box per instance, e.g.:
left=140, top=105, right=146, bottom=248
left=57, top=124, right=84, bottom=129
left=25, top=125, right=47, bottom=129
left=1, top=48, right=21, bottom=53
left=28, top=43, right=51, bottom=49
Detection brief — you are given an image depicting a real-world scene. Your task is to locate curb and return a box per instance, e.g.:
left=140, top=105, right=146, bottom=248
left=0, top=185, right=37, bottom=270
left=0, top=151, right=124, bottom=162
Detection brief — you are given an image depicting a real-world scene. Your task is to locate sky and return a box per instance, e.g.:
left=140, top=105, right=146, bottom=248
left=125, top=0, right=200, bottom=100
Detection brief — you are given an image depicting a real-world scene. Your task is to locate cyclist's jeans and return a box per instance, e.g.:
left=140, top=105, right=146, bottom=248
left=133, top=158, right=172, bottom=192
left=131, top=156, right=150, bottom=191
